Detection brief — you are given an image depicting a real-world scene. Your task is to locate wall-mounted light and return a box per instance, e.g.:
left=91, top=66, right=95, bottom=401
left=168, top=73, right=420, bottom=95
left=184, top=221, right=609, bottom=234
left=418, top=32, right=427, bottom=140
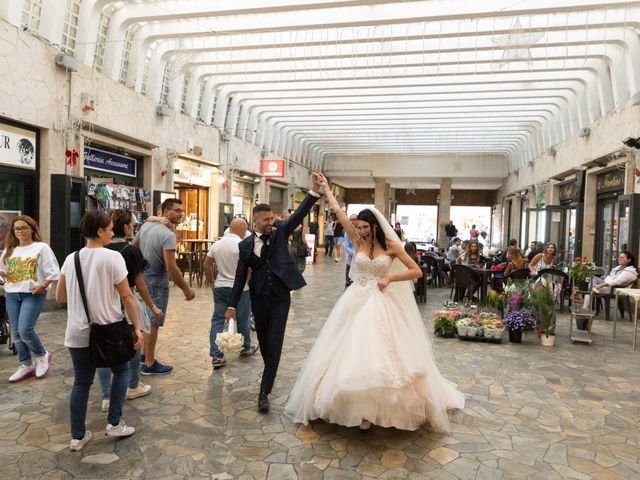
left=622, top=137, right=640, bottom=149
left=547, top=147, right=557, bottom=156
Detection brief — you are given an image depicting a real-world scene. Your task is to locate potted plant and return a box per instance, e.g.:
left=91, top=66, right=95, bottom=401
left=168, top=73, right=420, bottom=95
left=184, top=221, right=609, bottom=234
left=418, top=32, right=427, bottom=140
left=502, top=310, right=536, bottom=343
left=479, top=312, right=504, bottom=339
left=570, top=257, right=596, bottom=291
left=569, top=257, right=596, bottom=329
left=433, top=312, right=456, bottom=338
left=532, top=276, right=556, bottom=346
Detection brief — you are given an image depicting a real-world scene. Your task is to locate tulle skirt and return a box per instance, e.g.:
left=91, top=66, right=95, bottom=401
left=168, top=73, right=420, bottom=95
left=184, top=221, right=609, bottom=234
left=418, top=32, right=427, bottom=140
left=284, top=280, right=465, bottom=431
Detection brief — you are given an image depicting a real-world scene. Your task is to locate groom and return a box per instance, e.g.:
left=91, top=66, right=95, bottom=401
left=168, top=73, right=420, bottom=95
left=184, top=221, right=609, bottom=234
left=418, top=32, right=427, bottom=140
left=225, top=172, right=321, bottom=412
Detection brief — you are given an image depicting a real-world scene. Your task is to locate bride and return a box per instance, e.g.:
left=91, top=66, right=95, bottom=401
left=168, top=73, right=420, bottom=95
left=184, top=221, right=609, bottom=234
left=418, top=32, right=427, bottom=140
left=284, top=174, right=465, bottom=431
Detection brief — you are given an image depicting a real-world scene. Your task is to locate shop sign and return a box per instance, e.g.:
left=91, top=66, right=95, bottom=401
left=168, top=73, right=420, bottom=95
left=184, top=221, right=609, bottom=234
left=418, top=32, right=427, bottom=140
left=84, top=147, right=137, bottom=178
left=0, top=123, right=36, bottom=170
left=232, top=180, right=244, bottom=196
left=596, top=170, right=625, bottom=193
left=559, top=181, right=577, bottom=203
left=261, top=159, right=285, bottom=178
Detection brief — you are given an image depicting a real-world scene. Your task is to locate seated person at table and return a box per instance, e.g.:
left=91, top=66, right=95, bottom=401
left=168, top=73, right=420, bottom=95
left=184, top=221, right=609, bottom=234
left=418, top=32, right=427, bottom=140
left=455, top=240, right=482, bottom=299
left=456, top=240, right=482, bottom=267
left=503, top=248, right=528, bottom=276
left=592, top=251, right=638, bottom=294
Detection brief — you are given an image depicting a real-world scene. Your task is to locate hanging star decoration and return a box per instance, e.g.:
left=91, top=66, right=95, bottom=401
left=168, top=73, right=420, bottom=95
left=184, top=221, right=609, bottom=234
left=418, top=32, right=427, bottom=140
left=490, top=18, right=544, bottom=69
left=65, top=148, right=79, bottom=166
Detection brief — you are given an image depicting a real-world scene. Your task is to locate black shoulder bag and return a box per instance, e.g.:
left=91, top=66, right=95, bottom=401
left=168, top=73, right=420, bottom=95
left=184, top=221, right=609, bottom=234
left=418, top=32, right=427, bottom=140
left=74, top=251, right=135, bottom=368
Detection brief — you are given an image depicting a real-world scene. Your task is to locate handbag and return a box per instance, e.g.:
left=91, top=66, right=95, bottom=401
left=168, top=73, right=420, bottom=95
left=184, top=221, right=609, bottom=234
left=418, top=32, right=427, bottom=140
left=74, top=251, right=135, bottom=368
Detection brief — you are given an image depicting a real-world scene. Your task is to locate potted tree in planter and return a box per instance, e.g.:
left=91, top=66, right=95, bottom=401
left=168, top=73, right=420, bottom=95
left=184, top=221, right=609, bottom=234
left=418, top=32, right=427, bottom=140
left=433, top=311, right=457, bottom=338
left=533, top=275, right=556, bottom=346
left=569, top=257, right=596, bottom=329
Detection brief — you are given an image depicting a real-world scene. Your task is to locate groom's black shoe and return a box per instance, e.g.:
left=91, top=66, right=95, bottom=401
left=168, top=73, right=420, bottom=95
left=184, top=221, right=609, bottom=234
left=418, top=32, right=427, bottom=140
left=258, top=393, right=270, bottom=413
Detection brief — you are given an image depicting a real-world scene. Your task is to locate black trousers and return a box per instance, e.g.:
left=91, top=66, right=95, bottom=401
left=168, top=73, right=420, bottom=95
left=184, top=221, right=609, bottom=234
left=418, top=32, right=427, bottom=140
left=250, top=292, right=291, bottom=395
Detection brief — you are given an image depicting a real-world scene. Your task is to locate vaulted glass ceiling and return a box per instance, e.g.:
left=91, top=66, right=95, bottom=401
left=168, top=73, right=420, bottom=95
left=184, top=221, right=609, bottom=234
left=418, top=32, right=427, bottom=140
left=6, top=0, right=640, bottom=173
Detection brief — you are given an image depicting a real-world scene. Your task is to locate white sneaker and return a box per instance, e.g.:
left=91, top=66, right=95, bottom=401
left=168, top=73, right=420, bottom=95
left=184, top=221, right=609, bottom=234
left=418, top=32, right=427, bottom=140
left=126, top=383, right=152, bottom=400
left=334, top=257, right=340, bottom=262
left=101, top=399, right=110, bottom=412
left=70, top=431, right=92, bottom=451
left=34, top=351, right=52, bottom=378
left=105, top=420, right=135, bottom=437
left=9, top=364, right=35, bottom=383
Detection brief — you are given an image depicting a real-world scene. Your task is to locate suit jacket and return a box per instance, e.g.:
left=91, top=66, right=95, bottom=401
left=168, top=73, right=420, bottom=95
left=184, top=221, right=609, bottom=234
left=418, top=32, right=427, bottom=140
left=228, top=192, right=318, bottom=308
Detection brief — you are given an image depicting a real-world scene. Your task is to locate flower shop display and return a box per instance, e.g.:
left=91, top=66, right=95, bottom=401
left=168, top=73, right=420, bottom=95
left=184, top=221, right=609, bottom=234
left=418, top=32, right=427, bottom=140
left=502, top=310, right=536, bottom=343
left=485, top=290, right=506, bottom=316
left=432, top=310, right=460, bottom=338
left=455, top=311, right=505, bottom=343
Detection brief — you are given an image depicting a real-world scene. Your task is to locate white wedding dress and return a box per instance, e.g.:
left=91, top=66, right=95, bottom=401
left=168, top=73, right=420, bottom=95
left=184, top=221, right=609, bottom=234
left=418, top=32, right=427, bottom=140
left=285, top=251, right=465, bottom=431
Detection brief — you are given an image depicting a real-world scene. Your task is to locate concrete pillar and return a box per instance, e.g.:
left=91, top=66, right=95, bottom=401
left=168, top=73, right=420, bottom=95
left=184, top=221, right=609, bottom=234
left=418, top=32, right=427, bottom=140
left=582, top=171, right=598, bottom=261
left=374, top=177, right=388, bottom=217
left=437, top=178, right=452, bottom=249
left=511, top=196, right=522, bottom=246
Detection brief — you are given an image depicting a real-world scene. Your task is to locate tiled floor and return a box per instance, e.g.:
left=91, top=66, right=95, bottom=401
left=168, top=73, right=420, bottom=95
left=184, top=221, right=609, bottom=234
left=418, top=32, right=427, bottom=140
left=1, top=255, right=640, bottom=479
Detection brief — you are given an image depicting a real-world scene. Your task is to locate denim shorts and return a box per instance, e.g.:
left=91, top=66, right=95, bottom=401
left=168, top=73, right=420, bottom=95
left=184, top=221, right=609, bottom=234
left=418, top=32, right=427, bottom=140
left=144, top=275, right=170, bottom=328
left=334, top=236, right=344, bottom=246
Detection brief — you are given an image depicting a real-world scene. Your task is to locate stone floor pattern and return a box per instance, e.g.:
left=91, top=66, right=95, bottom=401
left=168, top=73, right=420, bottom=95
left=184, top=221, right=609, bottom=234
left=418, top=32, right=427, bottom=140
left=1, top=255, right=640, bottom=480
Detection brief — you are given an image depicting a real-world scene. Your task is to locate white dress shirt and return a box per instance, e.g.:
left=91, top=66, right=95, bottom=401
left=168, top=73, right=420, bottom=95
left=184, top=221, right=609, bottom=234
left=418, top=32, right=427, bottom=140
left=252, top=190, right=320, bottom=258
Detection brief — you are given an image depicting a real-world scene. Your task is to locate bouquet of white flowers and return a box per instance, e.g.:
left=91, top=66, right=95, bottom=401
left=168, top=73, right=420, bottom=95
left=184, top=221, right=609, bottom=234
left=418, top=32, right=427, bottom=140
left=215, top=318, right=244, bottom=355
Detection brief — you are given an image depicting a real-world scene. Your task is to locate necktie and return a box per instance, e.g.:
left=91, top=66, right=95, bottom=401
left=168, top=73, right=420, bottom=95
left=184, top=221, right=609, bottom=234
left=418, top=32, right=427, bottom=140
left=260, top=234, right=270, bottom=258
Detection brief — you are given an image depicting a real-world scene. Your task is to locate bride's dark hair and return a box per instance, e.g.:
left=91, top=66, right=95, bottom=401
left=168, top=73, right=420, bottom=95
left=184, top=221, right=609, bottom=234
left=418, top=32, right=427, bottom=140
left=357, top=209, right=388, bottom=258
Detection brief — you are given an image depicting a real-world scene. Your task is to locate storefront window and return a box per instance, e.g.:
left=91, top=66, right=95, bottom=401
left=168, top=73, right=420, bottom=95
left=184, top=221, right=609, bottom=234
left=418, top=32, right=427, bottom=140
left=176, top=186, right=208, bottom=245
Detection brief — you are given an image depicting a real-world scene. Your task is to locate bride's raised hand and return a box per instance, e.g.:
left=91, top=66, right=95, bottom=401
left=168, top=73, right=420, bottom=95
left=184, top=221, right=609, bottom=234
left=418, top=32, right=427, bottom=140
left=377, top=276, right=390, bottom=291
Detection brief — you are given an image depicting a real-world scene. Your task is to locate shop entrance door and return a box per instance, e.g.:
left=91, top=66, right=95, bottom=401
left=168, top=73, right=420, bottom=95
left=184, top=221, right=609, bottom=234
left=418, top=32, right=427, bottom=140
left=595, top=196, right=619, bottom=273
left=175, top=186, right=209, bottom=245
left=560, top=206, right=577, bottom=267
left=616, top=194, right=640, bottom=262
left=544, top=206, right=563, bottom=251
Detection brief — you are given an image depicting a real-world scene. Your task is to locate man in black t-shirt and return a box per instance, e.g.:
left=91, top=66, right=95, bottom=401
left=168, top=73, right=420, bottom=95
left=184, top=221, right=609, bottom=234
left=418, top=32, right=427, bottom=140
left=445, top=220, right=458, bottom=246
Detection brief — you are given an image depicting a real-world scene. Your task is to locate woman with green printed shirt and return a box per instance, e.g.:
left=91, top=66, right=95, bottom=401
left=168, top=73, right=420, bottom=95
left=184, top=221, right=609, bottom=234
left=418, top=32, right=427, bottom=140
left=0, top=216, right=60, bottom=383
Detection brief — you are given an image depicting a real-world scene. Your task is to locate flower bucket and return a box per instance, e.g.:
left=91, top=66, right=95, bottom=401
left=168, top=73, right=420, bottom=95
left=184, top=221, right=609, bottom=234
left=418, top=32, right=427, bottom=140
left=466, top=326, right=479, bottom=337
left=541, top=334, right=555, bottom=346
left=456, top=324, right=467, bottom=336
left=508, top=329, right=522, bottom=343
left=485, top=328, right=503, bottom=339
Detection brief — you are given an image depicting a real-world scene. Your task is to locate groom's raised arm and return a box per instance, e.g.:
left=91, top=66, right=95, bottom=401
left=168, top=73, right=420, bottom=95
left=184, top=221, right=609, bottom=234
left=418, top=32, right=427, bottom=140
left=281, top=172, right=321, bottom=237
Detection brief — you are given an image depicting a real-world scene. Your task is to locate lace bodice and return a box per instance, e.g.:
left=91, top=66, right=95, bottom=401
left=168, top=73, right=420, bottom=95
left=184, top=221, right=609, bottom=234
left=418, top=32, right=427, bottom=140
left=353, top=252, right=392, bottom=286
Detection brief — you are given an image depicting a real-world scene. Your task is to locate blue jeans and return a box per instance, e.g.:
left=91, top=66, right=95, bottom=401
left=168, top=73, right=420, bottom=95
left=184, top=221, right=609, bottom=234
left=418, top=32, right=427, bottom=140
left=6, top=292, right=47, bottom=365
left=210, top=288, right=251, bottom=358
left=144, top=275, right=169, bottom=328
left=96, top=349, right=141, bottom=398
left=68, top=347, right=128, bottom=439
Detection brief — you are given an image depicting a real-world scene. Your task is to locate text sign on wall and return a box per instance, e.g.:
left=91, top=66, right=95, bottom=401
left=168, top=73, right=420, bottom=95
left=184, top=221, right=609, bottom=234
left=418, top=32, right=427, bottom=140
left=261, top=159, right=285, bottom=178
left=596, top=170, right=625, bottom=193
left=84, top=147, right=137, bottom=178
left=0, top=123, right=37, bottom=170
left=559, top=181, right=577, bottom=203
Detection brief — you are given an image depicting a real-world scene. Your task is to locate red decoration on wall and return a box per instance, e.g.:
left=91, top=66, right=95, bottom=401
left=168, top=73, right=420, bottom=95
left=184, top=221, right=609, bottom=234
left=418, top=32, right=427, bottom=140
left=65, top=148, right=79, bottom=166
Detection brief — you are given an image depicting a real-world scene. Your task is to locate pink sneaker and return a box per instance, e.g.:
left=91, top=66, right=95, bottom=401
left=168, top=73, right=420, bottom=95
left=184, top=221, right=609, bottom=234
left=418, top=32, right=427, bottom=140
left=35, top=351, right=52, bottom=378
left=9, top=364, right=36, bottom=383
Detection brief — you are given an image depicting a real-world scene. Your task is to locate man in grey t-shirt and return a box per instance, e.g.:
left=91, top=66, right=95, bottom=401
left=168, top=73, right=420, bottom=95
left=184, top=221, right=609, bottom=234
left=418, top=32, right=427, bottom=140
left=134, top=198, right=195, bottom=375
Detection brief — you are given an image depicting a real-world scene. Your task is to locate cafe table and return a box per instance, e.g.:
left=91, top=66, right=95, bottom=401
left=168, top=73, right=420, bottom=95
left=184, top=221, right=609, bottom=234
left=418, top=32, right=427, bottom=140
left=612, top=288, right=640, bottom=351
left=470, top=266, right=496, bottom=305
left=178, top=239, right=217, bottom=287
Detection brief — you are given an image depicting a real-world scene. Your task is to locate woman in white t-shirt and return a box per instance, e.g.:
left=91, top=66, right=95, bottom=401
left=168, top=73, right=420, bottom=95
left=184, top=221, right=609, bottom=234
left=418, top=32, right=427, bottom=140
left=55, top=210, right=142, bottom=452
left=0, top=216, right=59, bottom=383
